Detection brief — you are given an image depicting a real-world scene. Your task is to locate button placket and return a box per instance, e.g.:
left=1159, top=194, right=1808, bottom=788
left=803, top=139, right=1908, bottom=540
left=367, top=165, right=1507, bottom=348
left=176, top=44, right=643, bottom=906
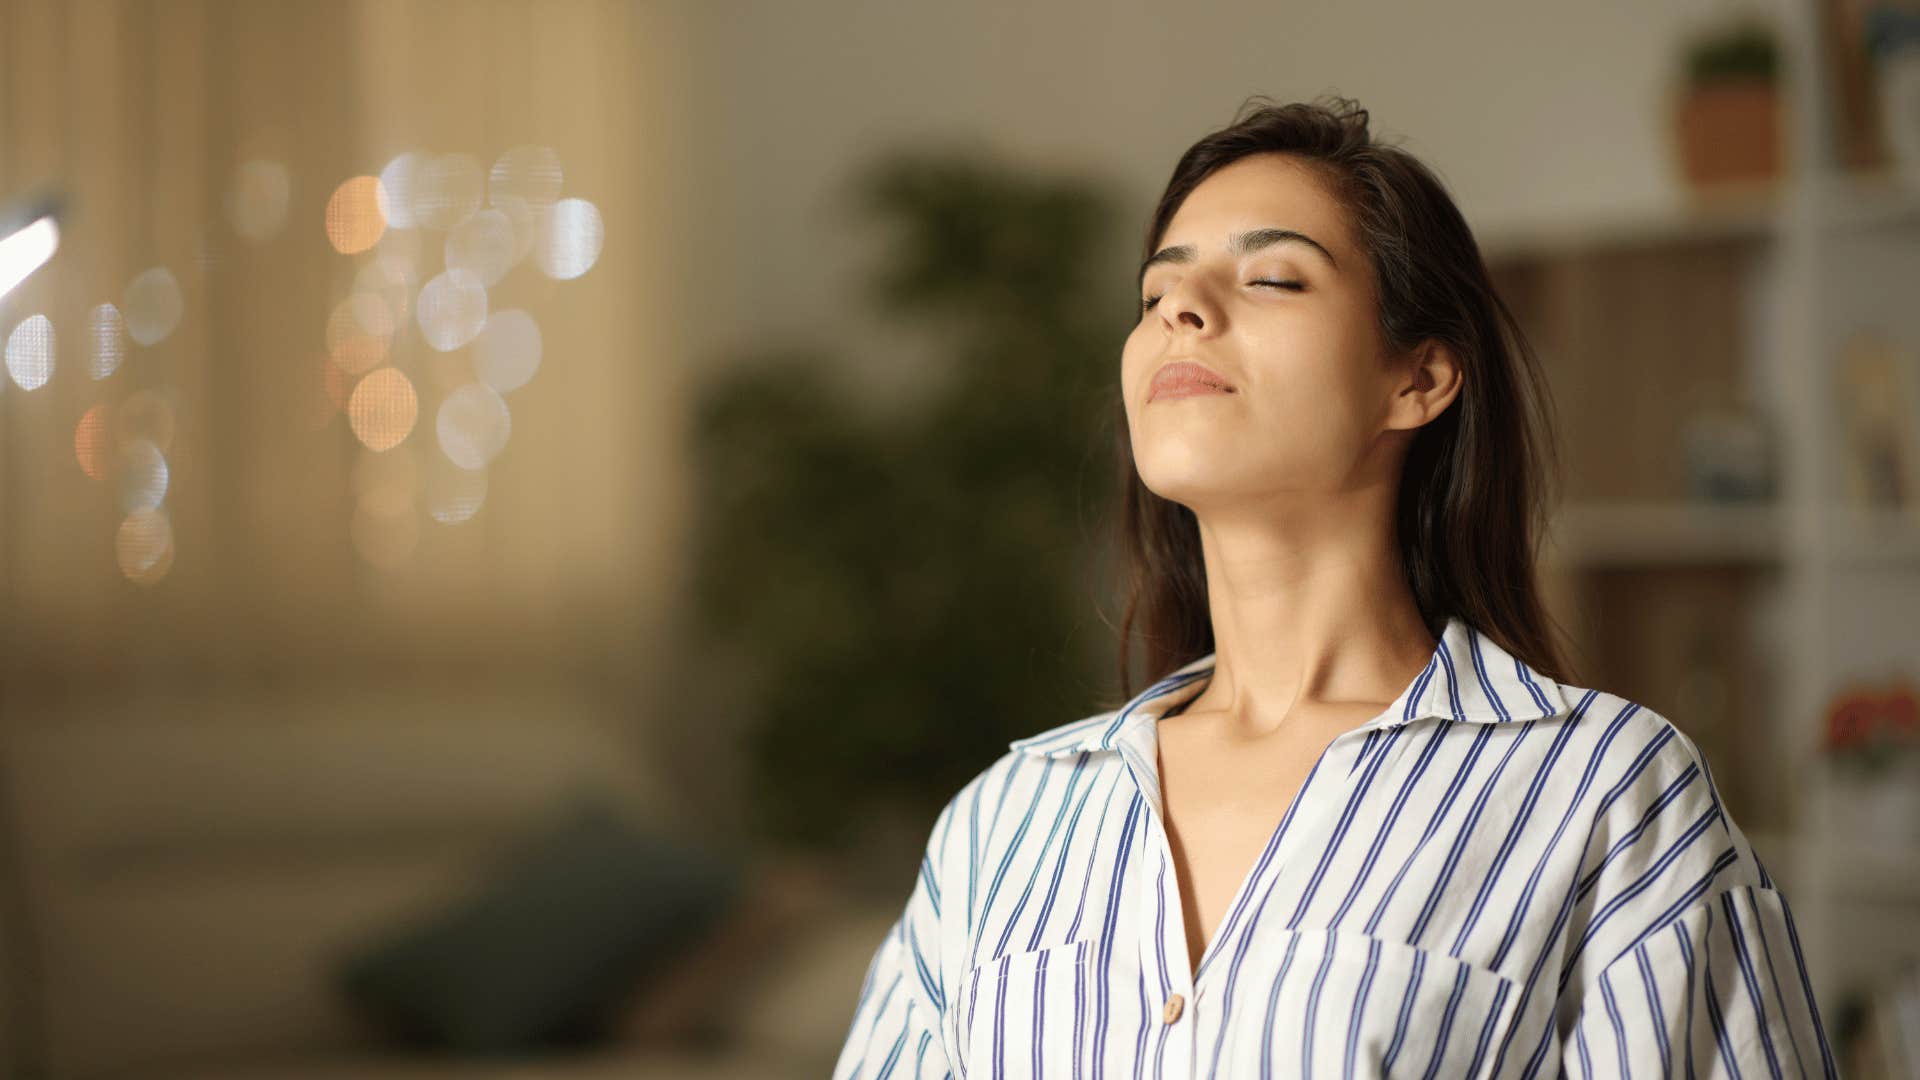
left=1132, top=810, right=1198, bottom=1078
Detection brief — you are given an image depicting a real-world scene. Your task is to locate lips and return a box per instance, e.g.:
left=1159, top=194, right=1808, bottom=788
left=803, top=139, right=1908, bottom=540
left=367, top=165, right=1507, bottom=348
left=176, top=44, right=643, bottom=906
left=1150, top=360, right=1235, bottom=401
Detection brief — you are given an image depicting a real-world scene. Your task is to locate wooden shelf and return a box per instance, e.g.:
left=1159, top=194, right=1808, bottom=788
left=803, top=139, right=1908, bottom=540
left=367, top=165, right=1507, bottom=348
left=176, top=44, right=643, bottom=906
left=1542, top=501, right=1920, bottom=569
left=1832, top=506, right=1920, bottom=567
left=1544, top=499, right=1783, bottom=567
left=1477, top=191, right=1776, bottom=261
left=1476, top=168, right=1920, bottom=262
left=1819, top=168, right=1920, bottom=234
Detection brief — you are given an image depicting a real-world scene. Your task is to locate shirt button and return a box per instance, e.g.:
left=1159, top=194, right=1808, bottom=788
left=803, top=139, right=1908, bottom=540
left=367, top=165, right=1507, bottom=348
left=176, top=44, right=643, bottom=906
left=1162, top=993, right=1185, bottom=1024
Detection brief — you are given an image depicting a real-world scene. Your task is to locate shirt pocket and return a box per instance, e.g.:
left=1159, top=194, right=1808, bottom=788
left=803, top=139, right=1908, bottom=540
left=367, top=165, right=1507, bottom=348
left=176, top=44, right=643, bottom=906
left=956, top=937, right=1097, bottom=1080
left=1232, top=926, right=1521, bottom=1080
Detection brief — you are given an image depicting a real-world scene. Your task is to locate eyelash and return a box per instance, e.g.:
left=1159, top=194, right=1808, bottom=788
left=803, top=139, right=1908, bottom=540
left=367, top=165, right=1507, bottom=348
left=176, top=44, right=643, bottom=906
left=1140, top=280, right=1304, bottom=312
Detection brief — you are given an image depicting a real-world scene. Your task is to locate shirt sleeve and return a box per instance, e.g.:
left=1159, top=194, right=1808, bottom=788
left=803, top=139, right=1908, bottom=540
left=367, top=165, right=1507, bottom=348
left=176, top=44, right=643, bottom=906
left=1554, top=716, right=1839, bottom=1078
left=832, top=794, right=961, bottom=1080
left=1561, top=884, right=1838, bottom=1078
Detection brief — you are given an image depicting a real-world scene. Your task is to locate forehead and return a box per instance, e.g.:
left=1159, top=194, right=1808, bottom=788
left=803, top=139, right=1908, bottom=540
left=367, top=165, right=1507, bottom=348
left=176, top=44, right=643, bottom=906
left=1159, top=153, right=1352, bottom=258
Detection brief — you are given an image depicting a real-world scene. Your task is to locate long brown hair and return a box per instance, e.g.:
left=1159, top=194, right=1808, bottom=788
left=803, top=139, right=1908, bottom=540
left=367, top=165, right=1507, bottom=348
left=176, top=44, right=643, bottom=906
left=1108, top=93, right=1579, bottom=700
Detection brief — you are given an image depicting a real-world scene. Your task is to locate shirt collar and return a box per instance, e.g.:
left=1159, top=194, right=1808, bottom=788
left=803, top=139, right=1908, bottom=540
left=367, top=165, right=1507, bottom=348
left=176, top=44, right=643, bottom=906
left=1008, top=615, right=1569, bottom=758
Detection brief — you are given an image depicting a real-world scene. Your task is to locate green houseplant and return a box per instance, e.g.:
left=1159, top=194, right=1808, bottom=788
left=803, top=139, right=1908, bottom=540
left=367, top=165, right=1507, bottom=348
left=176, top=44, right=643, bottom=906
left=688, top=147, right=1132, bottom=853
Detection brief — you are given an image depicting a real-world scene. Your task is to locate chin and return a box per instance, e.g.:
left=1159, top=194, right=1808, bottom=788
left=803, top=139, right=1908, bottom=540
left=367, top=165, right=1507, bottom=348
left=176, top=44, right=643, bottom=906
left=1132, top=454, right=1229, bottom=507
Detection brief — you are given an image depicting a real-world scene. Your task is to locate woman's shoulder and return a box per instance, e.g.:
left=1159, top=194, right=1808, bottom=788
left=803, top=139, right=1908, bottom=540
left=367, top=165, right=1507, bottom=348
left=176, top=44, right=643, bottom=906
left=1542, top=685, right=1807, bottom=1025
left=1555, top=683, right=1731, bottom=796
left=1551, top=681, right=1778, bottom=890
left=952, top=708, right=1128, bottom=806
left=914, top=710, right=1130, bottom=867
left=1003, top=709, right=1125, bottom=758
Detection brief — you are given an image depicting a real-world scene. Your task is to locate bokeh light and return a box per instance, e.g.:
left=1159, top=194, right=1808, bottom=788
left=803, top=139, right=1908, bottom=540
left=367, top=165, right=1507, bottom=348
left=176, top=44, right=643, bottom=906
left=5, top=314, right=54, bottom=391
left=436, top=382, right=511, bottom=469
left=374, top=218, right=424, bottom=264
left=376, top=151, right=425, bottom=229
left=116, top=509, right=174, bottom=585
left=116, top=388, right=177, bottom=455
left=123, top=267, right=184, bottom=346
left=326, top=293, right=394, bottom=375
left=416, top=268, right=489, bottom=351
left=75, top=404, right=111, bottom=480
left=89, top=303, right=125, bottom=379
left=445, top=208, right=518, bottom=286
left=297, top=147, right=596, bottom=568
left=491, top=193, right=537, bottom=267
left=426, top=453, right=487, bottom=524
left=117, top=438, right=169, bottom=513
left=413, top=152, right=484, bottom=231
left=347, top=367, right=419, bottom=452
left=472, top=308, right=542, bottom=393
left=325, top=175, right=387, bottom=255
left=533, top=197, right=603, bottom=280
left=229, top=159, right=291, bottom=242
left=353, top=252, right=417, bottom=326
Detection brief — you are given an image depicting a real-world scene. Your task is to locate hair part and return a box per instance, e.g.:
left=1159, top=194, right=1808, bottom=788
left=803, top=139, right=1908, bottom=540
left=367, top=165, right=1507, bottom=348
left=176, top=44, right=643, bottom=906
left=1107, top=92, right=1580, bottom=703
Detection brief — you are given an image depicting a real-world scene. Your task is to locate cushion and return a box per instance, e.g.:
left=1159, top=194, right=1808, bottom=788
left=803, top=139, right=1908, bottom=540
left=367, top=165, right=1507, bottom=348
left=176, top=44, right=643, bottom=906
left=612, top=854, right=840, bottom=1046
left=334, top=790, right=744, bottom=1055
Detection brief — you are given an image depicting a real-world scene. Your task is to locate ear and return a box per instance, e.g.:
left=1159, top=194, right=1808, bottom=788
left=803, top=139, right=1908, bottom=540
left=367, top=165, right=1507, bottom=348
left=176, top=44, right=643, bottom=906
left=1385, top=339, right=1463, bottom=432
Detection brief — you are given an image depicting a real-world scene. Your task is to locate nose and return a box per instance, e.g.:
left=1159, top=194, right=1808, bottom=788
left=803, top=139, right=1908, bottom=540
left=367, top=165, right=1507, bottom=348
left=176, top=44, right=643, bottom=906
left=1157, top=277, right=1210, bottom=333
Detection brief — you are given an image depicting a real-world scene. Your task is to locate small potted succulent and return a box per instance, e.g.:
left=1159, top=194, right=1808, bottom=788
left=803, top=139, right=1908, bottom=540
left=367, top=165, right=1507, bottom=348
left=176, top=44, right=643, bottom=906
left=1673, top=14, right=1784, bottom=190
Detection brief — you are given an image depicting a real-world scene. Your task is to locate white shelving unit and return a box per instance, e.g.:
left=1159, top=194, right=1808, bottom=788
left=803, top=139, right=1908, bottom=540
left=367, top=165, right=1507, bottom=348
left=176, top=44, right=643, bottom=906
left=1494, top=3, right=1920, bottom=1020
left=1774, top=0, right=1920, bottom=1017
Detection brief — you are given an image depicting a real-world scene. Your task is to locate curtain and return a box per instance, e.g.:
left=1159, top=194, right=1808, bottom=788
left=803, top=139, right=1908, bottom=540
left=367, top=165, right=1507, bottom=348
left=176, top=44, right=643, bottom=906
left=0, top=0, right=690, bottom=684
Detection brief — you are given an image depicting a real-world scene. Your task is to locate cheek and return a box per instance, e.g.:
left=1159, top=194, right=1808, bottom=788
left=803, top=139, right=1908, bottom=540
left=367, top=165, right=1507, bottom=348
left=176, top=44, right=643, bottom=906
left=1119, top=323, right=1150, bottom=375
left=1118, top=330, right=1152, bottom=408
left=1246, top=320, right=1373, bottom=414
left=1238, top=330, right=1383, bottom=467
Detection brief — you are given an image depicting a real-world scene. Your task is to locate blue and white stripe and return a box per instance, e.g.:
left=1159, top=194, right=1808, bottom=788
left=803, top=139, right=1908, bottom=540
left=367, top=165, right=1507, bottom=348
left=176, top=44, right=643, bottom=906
left=833, top=615, right=1836, bottom=1078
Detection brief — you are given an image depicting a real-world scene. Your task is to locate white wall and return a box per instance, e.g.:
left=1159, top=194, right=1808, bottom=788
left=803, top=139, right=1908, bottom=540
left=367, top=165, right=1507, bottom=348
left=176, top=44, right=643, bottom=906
left=677, top=0, right=1773, bottom=394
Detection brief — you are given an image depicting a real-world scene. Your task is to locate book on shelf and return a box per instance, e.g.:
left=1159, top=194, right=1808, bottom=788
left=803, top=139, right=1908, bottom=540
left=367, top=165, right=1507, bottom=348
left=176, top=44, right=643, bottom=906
left=1836, top=332, right=1920, bottom=517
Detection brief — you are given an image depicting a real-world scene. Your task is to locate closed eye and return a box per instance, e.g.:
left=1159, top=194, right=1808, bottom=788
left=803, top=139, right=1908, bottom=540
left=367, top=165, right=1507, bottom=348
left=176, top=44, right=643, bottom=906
left=1140, top=280, right=1305, bottom=313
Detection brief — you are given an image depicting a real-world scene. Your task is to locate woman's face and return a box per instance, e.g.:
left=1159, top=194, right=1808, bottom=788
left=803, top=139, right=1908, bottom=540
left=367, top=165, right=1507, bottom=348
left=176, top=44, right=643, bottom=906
left=1121, top=152, right=1407, bottom=512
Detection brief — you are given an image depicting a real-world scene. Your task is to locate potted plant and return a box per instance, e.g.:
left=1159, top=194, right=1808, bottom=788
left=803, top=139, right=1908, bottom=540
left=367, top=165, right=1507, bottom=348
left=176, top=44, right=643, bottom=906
left=1818, top=677, right=1920, bottom=848
left=1673, top=14, right=1785, bottom=191
left=686, top=148, right=1126, bottom=861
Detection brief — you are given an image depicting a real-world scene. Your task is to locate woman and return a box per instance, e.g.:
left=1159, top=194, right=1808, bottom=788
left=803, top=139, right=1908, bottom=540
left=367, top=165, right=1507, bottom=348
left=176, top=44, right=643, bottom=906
left=833, top=95, right=1834, bottom=1079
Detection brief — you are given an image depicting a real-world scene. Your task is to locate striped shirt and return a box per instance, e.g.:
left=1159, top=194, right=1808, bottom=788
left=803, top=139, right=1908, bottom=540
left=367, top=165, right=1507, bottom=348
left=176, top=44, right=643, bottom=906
left=832, top=615, right=1837, bottom=1079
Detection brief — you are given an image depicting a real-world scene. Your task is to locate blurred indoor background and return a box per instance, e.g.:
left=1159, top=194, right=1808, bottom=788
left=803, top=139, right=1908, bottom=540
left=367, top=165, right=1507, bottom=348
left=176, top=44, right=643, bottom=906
left=2, top=0, right=1918, bottom=1077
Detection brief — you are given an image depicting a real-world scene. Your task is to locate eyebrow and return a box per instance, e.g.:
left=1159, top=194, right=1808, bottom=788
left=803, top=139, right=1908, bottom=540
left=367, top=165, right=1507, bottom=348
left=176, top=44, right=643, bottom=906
left=1137, top=227, right=1338, bottom=291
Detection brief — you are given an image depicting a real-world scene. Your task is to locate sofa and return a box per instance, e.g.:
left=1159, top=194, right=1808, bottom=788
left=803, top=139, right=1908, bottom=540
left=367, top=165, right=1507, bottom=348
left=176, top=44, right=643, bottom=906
left=0, top=681, right=894, bottom=1079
